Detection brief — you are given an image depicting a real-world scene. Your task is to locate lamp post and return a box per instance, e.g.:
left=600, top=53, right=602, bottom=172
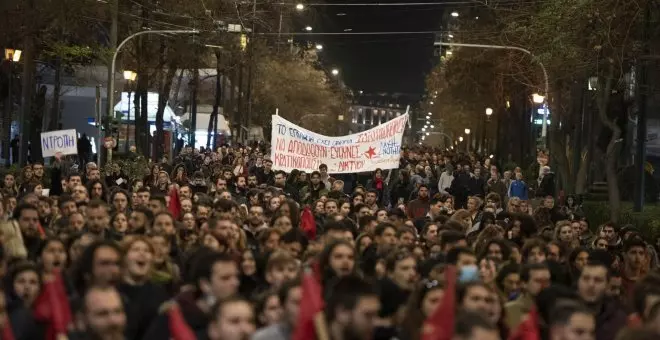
left=4, top=48, right=21, bottom=166
left=331, top=68, right=339, bottom=76
left=434, top=41, right=550, bottom=148
left=464, top=128, right=471, bottom=152
left=122, top=70, right=137, bottom=153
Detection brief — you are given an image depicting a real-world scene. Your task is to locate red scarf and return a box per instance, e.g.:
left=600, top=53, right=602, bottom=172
left=374, top=178, right=383, bottom=190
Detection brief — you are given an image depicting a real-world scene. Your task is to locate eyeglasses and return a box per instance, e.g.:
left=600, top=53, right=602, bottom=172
left=423, top=279, right=440, bottom=289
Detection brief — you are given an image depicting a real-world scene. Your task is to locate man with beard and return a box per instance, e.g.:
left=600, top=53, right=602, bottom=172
left=71, top=286, right=127, bottom=340
left=577, top=257, right=626, bottom=340
left=406, top=184, right=430, bottom=220
left=273, top=171, right=299, bottom=201
left=14, top=203, right=42, bottom=260
left=247, top=175, right=259, bottom=189
left=300, top=171, right=328, bottom=205
left=244, top=205, right=267, bottom=251
left=326, top=275, right=380, bottom=340
left=86, top=200, right=112, bottom=240
left=204, top=296, right=256, bottom=340
left=128, top=207, right=153, bottom=234
left=232, top=175, right=248, bottom=203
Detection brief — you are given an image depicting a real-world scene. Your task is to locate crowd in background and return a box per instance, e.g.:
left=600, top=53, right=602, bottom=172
left=0, top=143, right=657, bottom=340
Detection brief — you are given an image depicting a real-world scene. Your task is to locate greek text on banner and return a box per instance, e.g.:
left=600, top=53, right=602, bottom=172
left=270, top=114, right=408, bottom=174
left=41, top=129, right=78, bottom=158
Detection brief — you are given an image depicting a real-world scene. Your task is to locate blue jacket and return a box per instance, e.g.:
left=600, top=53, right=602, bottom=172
left=508, top=180, right=528, bottom=200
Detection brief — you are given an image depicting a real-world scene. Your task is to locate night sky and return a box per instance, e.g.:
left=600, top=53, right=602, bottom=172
left=313, top=1, right=446, bottom=94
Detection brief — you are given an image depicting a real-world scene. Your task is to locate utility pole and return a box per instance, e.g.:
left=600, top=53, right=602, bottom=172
left=245, top=0, right=257, bottom=143
left=101, top=0, right=119, bottom=167
left=190, top=67, right=199, bottom=147
left=634, top=2, right=651, bottom=212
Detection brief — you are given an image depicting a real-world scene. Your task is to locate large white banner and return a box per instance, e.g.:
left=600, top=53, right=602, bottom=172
left=270, top=114, right=408, bottom=174
left=41, top=129, right=78, bottom=158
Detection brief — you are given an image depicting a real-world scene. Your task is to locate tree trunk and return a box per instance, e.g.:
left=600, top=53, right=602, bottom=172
left=155, top=63, right=176, bottom=159
left=597, top=64, right=621, bottom=221
left=208, top=50, right=222, bottom=149
left=190, top=68, right=199, bottom=148
left=606, top=134, right=622, bottom=221
left=48, top=56, right=62, bottom=131
left=140, top=76, right=149, bottom=157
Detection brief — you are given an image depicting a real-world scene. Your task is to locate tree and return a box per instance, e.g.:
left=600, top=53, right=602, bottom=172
left=425, top=0, right=648, bottom=220
left=251, top=51, right=344, bottom=136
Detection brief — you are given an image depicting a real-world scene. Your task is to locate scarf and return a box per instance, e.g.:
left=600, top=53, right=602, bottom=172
left=374, top=178, right=383, bottom=190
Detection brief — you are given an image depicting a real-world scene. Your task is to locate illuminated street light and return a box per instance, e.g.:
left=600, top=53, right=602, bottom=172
left=331, top=68, right=339, bottom=76
left=451, top=11, right=459, bottom=17
left=430, top=125, right=435, bottom=128
left=430, top=101, right=434, bottom=105
left=532, top=93, right=545, bottom=104
left=465, top=128, right=471, bottom=135
left=123, top=70, right=137, bottom=81
left=315, top=44, right=323, bottom=50
left=5, top=48, right=21, bottom=62
left=305, top=26, right=313, bottom=31
left=459, top=136, right=464, bottom=142
left=427, top=112, right=432, bottom=116
left=486, top=108, right=493, bottom=116
left=422, top=128, right=426, bottom=131
left=426, top=132, right=430, bottom=136
left=296, top=3, right=304, bottom=10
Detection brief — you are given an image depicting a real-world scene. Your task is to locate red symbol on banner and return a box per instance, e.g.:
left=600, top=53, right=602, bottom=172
left=365, top=146, right=377, bottom=159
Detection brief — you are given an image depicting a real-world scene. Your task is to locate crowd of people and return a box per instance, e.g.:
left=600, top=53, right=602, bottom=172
left=0, top=143, right=658, bottom=340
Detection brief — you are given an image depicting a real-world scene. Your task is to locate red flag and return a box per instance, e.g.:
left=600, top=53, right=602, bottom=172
left=507, top=307, right=541, bottom=340
left=1, top=322, right=15, bottom=340
left=299, top=206, right=317, bottom=241
left=168, top=187, right=182, bottom=220
left=168, top=303, right=196, bottom=340
left=292, top=267, right=325, bottom=340
left=33, top=270, right=72, bottom=340
left=422, top=265, right=457, bottom=340
left=627, top=313, right=642, bottom=328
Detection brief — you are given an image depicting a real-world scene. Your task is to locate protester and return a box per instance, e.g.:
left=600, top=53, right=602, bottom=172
left=0, top=142, right=657, bottom=340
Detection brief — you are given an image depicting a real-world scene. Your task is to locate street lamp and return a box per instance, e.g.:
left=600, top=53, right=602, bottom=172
left=315, top=44, right=323, bottom=50
left=123, top=70, right=137, bottom=153
left=430, top=101, right=434, bottom=105
left=459, top=136, right=464, bottom=142
left=465, top=128, right=471, bottom=135
left=485, top=108, right=493, bottom=116
left=430, top=125, right=435, bottom=128
left=106, top=29, right=199, bottom=166
left=4, top=48, right=21, bottom=166
left=305, top=26, right=313, bottom=31
left=532, top=93, right=545, bottom=104
left=422, top=128, right=426, bottom=131
left=451, top=11, right=459, bottom=17
left=296, top=3, right=304, bottom=10
left=4, top=49, right=21, bottom=62
left=427, top=112, right=432, bottom=116
left=331, top=68, right=339, bottom=76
